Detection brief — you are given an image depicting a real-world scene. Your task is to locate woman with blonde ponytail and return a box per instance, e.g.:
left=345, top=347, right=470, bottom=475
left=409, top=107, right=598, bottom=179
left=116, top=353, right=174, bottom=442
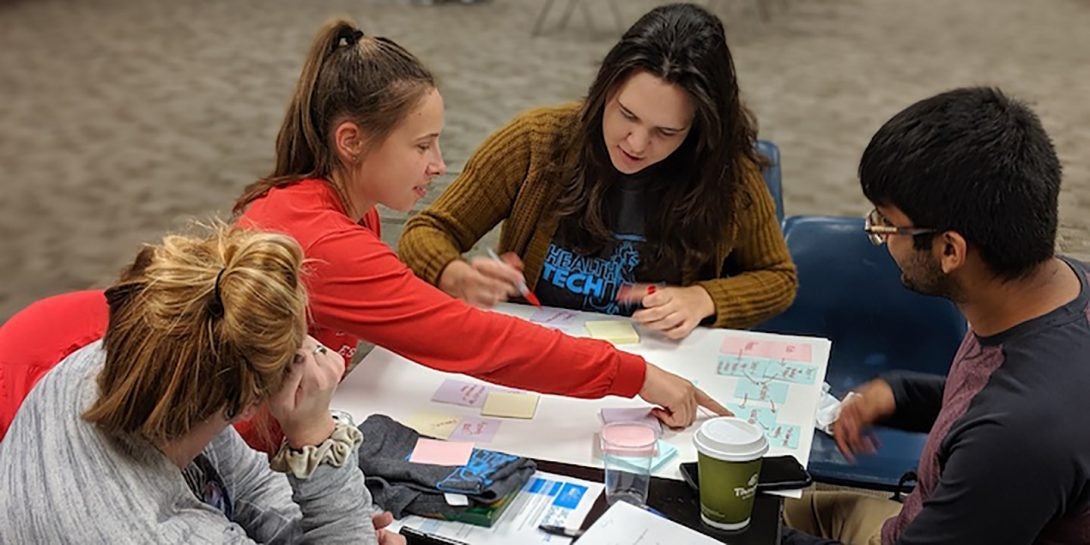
left=231, top=18, right=730, bottom=451
left=0, top=225, right=402, bottom=544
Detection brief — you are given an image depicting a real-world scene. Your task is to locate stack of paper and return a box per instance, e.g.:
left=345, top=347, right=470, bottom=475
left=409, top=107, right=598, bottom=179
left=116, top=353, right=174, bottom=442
left=577, top=500, right=721, bottom=544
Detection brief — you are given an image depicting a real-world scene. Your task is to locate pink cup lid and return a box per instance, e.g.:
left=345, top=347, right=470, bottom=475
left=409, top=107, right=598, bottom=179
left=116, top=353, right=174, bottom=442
left=601, top=422, right=658, bottom=456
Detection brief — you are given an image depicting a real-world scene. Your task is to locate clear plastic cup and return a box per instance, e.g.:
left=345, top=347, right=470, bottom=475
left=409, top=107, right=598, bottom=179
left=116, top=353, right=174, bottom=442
left=600, top=422, right=658, bottom=506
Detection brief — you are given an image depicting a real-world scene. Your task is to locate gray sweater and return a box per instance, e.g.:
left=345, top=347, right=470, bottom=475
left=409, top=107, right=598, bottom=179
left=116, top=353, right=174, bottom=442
left=0, top=341, right=377, bottom=544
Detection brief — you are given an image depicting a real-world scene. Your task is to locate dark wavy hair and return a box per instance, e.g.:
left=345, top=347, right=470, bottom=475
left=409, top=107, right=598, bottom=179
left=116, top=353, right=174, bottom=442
left=551, top=3, right=763, bottom=275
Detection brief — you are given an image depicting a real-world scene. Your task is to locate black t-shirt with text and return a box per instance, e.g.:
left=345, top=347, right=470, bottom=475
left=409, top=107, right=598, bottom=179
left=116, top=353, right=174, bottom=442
left=535, top=175, right=681, bottom=316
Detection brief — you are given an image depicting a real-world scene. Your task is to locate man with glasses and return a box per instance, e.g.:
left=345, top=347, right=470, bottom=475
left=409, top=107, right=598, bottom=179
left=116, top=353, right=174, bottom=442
left=783, top=87, right=1090, bottom=545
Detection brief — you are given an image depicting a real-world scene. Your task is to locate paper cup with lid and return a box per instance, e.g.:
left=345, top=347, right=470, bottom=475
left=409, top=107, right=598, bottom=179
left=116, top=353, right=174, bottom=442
left=692, top=416, right=769, bottom=530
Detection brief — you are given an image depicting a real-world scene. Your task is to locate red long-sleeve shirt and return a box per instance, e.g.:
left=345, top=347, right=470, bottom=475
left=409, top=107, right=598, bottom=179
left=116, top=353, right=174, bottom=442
left=0, top=290, right=108, bottom=441
left=240, top=178, right=647, bottom=399
left=0, top=179, right=648, bottom=450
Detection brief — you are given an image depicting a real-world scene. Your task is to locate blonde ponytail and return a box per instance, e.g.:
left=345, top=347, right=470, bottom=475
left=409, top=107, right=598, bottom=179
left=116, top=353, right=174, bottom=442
left=83, top=223, right=308, bottom=443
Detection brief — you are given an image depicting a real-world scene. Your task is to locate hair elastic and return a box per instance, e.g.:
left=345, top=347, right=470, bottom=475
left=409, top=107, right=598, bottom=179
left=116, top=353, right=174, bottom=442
left=210, top=268, right=226, bottom=317
left=336, top=28, right=365, bottom=49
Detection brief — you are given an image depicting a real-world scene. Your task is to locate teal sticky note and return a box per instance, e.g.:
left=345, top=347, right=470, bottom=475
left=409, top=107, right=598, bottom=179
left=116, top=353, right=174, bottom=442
left=607, top=440, right=678, bottom=472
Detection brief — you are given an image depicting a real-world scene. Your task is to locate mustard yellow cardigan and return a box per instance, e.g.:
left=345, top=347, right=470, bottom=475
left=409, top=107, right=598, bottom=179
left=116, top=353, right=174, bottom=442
left=399, top=103, right=797, bottom=329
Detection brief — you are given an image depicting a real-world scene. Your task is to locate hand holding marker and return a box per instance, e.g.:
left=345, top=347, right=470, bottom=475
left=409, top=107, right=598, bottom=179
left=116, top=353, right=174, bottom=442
left=485, top=248, right=541, bottom=307
left=616, top=283, right=660, bottom=305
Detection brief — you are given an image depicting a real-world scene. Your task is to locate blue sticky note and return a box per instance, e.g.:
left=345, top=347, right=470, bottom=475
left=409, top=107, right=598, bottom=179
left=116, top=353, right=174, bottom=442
left=607, top=440, right=678, bottom=472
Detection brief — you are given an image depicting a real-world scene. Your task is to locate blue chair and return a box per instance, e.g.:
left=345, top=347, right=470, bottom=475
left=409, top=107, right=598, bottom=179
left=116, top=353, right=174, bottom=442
left=756, top=139, right=784, bottom=222
left=755, top=216, right=967, bottom=491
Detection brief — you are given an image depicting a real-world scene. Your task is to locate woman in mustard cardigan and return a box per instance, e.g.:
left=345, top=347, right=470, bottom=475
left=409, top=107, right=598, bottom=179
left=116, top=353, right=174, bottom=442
left=400, top=3, right=796, bottom=339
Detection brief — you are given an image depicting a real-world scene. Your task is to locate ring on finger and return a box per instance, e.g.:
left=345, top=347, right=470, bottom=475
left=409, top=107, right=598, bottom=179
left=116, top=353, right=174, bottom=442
left=313, top=344, right=328, bottom=355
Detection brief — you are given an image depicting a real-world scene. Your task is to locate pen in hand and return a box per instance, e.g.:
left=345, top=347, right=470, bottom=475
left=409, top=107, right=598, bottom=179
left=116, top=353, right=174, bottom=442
left=485, top=248, right=541, bottom=307
left=538, top=524, right=584, bottom=539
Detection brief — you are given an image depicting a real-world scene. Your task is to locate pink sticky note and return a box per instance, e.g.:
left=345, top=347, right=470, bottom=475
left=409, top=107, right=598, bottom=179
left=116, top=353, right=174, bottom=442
left=448, top=417, right=502, bottom=443
left=431, top=379, right=490, bottom=407
left=720, top=337, right=812, bottom=363
left=599, top=407, right=662, bottom=434
left=720, top=337, right=772, bottom=358
left=409, top=438, right=475, bottom=466
left=769, top=342, right=812, bottom=362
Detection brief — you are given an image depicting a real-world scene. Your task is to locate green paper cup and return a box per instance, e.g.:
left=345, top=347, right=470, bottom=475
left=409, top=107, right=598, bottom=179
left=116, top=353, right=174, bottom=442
left=693, top=417, right=769, bottom=530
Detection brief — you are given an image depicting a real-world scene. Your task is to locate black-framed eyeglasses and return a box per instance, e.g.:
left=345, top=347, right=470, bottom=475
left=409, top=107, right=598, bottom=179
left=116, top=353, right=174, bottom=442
left=863, top=208, right=937, bottom=246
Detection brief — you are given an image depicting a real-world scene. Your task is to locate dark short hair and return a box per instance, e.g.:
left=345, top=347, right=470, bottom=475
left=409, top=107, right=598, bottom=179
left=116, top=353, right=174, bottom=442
left=860, top=87, right=1062, bottom=279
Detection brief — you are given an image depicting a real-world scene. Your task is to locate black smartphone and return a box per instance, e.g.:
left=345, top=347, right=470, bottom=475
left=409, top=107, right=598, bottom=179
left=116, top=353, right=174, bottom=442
left=680, top=455, right=812, bottom=492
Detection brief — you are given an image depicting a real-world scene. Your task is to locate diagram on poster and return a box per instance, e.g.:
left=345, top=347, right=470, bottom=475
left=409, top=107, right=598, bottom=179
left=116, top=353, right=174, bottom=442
left=719, top=337, right=821, bottom=452
left=727, top=401, right=801, bottom=449
left=718, top=355, right=819, bottom=385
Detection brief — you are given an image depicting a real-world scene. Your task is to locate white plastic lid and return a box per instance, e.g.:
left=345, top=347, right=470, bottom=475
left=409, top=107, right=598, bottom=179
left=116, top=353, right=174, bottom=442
left=693, top=417, right=769, bottom=462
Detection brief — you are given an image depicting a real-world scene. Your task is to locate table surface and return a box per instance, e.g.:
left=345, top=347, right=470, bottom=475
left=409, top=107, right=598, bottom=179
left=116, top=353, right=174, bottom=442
left=396, top=458, right=782, bottom=545
left=536, top=458, right=782, bottom=545
left=333, top=303, right=830, bottom=486
left=343, top=303, right=815, bottom=543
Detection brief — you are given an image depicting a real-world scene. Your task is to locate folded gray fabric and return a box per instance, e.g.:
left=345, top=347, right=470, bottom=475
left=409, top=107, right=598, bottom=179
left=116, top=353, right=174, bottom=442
left=357, top=414, right=536, bottom=519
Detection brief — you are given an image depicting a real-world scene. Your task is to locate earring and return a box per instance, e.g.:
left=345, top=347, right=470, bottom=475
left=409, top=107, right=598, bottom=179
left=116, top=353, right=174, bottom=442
left=223, top=406, right=236, bottom=421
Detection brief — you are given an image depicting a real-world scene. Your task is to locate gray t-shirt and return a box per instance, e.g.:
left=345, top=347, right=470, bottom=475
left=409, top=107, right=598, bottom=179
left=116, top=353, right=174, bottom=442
left=0, top=341, right=377, bottom=544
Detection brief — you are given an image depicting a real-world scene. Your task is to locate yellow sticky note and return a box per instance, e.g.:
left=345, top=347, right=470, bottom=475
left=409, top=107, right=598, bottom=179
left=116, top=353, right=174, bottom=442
left=481, top=391, right=540, bottom=419
left=405, top=411, right=462, bottom=439
left=585, top=320, right=640, bottom=345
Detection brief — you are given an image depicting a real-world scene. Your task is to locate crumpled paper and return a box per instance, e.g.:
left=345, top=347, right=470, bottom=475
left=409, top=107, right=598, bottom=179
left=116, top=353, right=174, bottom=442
left=814, top=382, right=860, bottom=436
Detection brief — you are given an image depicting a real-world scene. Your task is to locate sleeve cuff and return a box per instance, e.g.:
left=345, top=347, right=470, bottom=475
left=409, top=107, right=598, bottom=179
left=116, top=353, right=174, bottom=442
left=269, top=422, right=363, bottom=479
left=695, top=279, right=731, bottom=328
left=413, top=248, right=462, bottom=286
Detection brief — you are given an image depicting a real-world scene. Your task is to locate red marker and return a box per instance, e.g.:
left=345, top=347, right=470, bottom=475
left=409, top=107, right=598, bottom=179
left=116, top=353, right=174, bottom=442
left=647, top=285, right=656, bottom=295
left=522, top=290, right=542, bottom=308
left=487, top=248, right=541, bottom=307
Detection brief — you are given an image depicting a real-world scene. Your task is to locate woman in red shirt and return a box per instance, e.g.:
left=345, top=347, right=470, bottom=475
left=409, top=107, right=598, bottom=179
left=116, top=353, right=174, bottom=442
left=229, top=19, right=726, bottom=450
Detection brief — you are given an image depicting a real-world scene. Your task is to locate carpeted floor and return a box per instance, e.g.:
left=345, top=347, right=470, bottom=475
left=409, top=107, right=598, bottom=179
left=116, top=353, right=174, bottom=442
left=1, top=0, right=1087, bottom=320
